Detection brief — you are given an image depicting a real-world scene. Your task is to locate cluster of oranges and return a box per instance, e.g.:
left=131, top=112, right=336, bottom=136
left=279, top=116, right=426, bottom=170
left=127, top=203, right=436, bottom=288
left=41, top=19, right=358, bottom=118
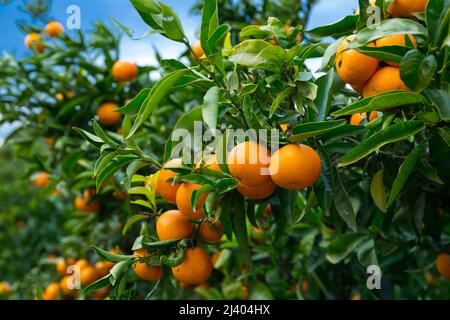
left=135, top=141, right=321, bottom=285
left=41, top=256, right=115, bottom=300
left=24, top=21, right=64, bottom=53
left=336, top=0, right=428, bottom=125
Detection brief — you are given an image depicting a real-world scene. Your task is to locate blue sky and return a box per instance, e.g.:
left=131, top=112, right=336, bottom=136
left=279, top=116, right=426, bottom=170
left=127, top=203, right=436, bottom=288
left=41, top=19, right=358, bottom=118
left=0, top=0, right=360, bottom=64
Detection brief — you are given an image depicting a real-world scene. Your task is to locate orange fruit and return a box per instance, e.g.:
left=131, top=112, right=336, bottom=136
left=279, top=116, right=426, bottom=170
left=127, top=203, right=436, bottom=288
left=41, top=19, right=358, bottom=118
left=25, top=33, right=44, bottom=52
left=436, top=253, right=450, bottom=280
left=237, top=181, right=276, bottom=200
left=362, top=66, right=410, bottom=98
left=180, top=281, right=196, bottom=290
left=0, top=282, right=12, bottom=295
left=280, top=124, right=289, bottom=132
left=34, top=171, right=50, bottom=188
left=75, top=259, right=90, bottom=271
left=369, top=111, right=379, bottom=121
left=80, top=266, right=100, bottom=287
left=133, top=249, right=163, bottom=281
left=96, top=102, right=122, bottom=126
left=172, top=247, right=212, bottom=285
left=42, top=283, right=61, bottom=300
left=350, top=113, right=367, bottom=126
left=156, top=158, right=183, bottom=203
left=376, top=34, right=417, bottom=66
left=91, top=286, right=111, bottom=300
left=45, top=137, right=54, bottom=146
left=44, top=21, right=64, bottom=37
left=199, top=220, right=224, bottom=243
left=301, top=279, right=310, bottom=295
left=113, top=190, right=127, bottom=201
left=284, top=24, right=301, bottom=42
left=335, top=35, right=379, bottom=86
left=156, top=210, right=194, bottom=241
left=350, top=111, right=379, bottom=125
left=176, top=183, right=208, bottom=219
left=95, top=261, right=115, bottom=278
left=351, top=293, right=362, bottom=300
left=269, top=144, right=322, bottom=190
left=195, top=154, right=222, bottom=172
left=74, top=189, right=101, bottom=213
left=56, top=258, right=68, bottom=276
left=67, top=257, right=77, bottom=266
left=387, top=0, right=429, bottom=17
left=112, top=60, right=138, bottom=82
left=60, top=276, right=77, bottom=296
left=227, top=141, right=272, bottom=187
left=191, top=40, right=205, bottom=60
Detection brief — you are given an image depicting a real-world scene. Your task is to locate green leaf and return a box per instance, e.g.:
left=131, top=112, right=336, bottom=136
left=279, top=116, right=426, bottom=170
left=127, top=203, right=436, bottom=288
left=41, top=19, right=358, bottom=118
left=313, top=69, right=337, bottom=121
left=231, top=194, right=252, bottom=271
left=333, top=172, right=357, bottom=231
left=357, top=239, right=378, bottom=267
left=400, top=50, right=437, bottom=92
left=306, top=15, right=358, bottom=38
left=141, top=239, right=181, bottom=249
left=387, top=142, right=425, bottom=208
left=200, top=0, right=219, bottom=57
left=228, top=40, right=272, bottom=67
left=269, top=87, right=294, bottom=118
left=92, top=246, right=134, bottom=262
left=93, top=121, right=119, bottom=148
left=110, top=260, right=132, bottom=286
left=83, top=274, right=111, bottom=294
left=160, top=3, right=185, bottom=42
left=110, top=15, right=157, bottom=40
left=349, top=18, right=428, bottom=48
left=249, top=282, right=274, bottom=300
left=326, top=233, right=368, bottom=264
left=288, top=120, right=346, bottom=142
left=130, top=0, right=163, bottom=31
left=202, top=86, right=219, bottom=130
left=425, top=89, right=450, bottom=121
left=117, top=89, right=150, bottom=116
left=356, top=45, right=411, bottom=63
left=426, top=0, right=450, bottom=44
left=122, top=214, right=148, bottom=236
left=331, top=91, right=427, bottom=116
left=370, top=169, right=387, bottom=212
left=337, top=121, right=425, bottom=167
left=127, top=69, right=189, bottom=138
left=73, top=127, right=104, bottom=146
left=96, top=155, right=139, bottom=191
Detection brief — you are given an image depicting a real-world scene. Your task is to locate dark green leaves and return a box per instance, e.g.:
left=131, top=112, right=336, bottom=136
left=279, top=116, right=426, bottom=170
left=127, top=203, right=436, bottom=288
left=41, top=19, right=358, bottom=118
left=326, top=233, right=369, bottom=264
left=337, top=121, right=425, bottom=167
left=332, top=91, right=428, bottom=116
left=426, top=0, right=450, bottom=45
left=288, top=120, right=346, bottom=142
left=349, top=18, right=428, bottom=48
left=387, top=142, right=425, bottom=208
left=306, top=15, right=358, bottom=38
left=400, top=50, right=437, bottom=92
left=356, top=45, right=411, bottom=64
